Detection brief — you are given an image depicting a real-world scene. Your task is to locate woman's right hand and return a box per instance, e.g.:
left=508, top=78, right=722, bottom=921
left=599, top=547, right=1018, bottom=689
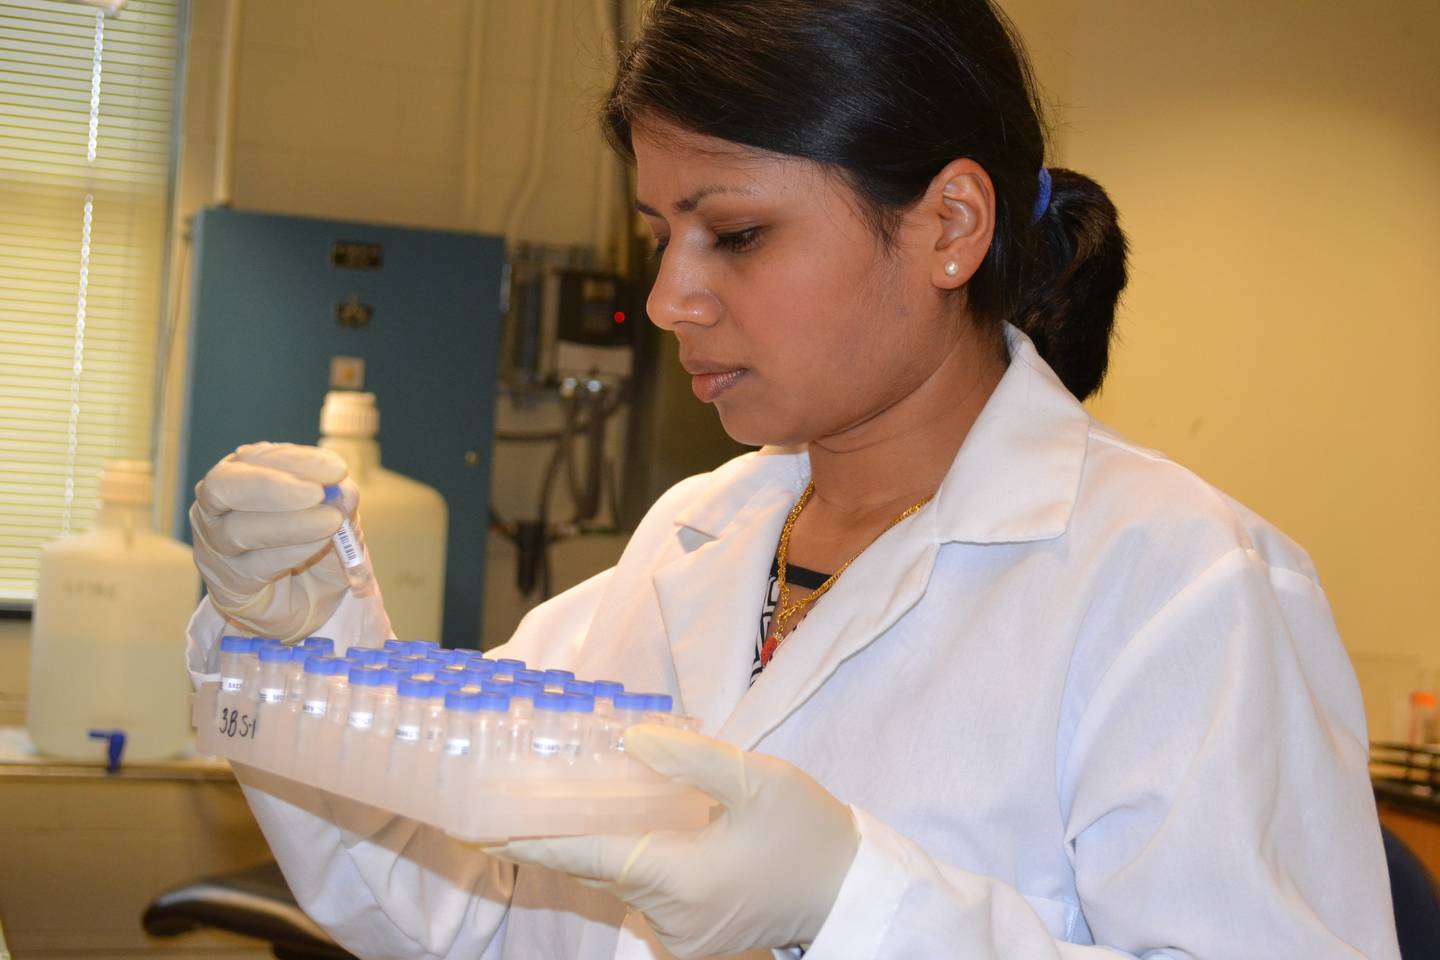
left=190, top=442, right=359, bottom=640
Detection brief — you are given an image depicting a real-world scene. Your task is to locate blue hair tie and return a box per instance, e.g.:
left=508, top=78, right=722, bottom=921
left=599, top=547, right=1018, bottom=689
left=1030, top=168, right=1052, bottom=225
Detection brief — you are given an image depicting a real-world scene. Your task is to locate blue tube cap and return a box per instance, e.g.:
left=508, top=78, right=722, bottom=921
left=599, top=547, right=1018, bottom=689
left=220, top=635, right=255, bottom=653
left=534, top=692, right=567, bottom=712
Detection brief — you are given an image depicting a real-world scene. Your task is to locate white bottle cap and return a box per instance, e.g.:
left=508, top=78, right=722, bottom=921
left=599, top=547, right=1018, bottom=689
left=99, top=459, right=153, bottom=505
left=320, top=390, right=380, bottom=438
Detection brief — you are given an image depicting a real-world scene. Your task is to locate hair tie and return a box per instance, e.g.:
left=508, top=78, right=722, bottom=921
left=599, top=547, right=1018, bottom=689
left=1030, top=168, right=1052, bottom=225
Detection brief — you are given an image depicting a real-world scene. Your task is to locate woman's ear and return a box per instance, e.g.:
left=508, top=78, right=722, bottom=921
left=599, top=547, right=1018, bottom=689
left=925, top=158, right=995, bottom=290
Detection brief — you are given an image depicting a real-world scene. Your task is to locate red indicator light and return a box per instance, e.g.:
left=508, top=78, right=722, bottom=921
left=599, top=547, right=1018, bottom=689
left=613, top=311, right=626, bottom=324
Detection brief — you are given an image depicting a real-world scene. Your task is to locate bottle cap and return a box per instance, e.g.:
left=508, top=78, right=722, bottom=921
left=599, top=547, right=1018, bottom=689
left=349, top=665, right=382, bottom=685
left=645, top=694, right=674, bottom=713
left=513, top=680, right=544, bottom=700
left=565, top=693, right=596, bottom=713
left=613, top=693, right=649, bottom=711
left=444, top=690, right=481, bottom=711
left=431, top=674, right=464, bottom=689
left=496, top=658, right=526, bottom=671
left=374, top=668, right=401, bottom=687
left=407, top=640, right=441, bottom=654
left=383, top=639, right=409, bottom=653
left=534, top=692, right=568, bottom=712
left=398, top=678, right=432, bottom=699
left=563, top=680, right=596, bottom=696
left=257, top=644, right=292, bottom=663
left=516, top=669, right=546, bottom=684
left=593, top=680, right=624, bottom=698
left=481, top=679, right=514, bottom=696
left=544, top=669, right=576, bottom=684
left=476, top=692, right=510, bottom=712
left=462, top=667, right=493, bottom=687
left=220, top=635, right=255, bottom=654
left=304, top=655, right=341, bottom=676
left=320, top=390, right=379, bottom=438
left=98, top=459, right=153, bottom=506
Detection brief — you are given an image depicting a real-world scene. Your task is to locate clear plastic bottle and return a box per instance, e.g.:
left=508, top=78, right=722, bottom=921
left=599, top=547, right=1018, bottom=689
left=644, top=693, right=675, bottom=726
left=346, top=666, right=381, bottom=731
left=302, top=656, right=343, bottom=718
left=592, top=680, right=624, bottom=717
left=424, top=676, right=460, bottom=750
left=543, top=669, right=576, bottom=693
left=285, top=646, right=314, bottom=705
left=303, top=636, right=335, bottom=655
left=393, top=678, right=432, bottom=746
left=255, top=644, right=292, bottom=705
left=371, top=668, right=402, bottom=739
left=219, top=636, right=256, bottom=694
left=443, top=690, right=481, bottom=757
left=610, top=693, right=650, bottom=752
left=472, top=692, right=513, bottom=767
left=529, top=693, right=570, bottom=765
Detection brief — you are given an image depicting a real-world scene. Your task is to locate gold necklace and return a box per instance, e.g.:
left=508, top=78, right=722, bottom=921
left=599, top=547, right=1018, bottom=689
left=760, top=480, right=933, bottom=667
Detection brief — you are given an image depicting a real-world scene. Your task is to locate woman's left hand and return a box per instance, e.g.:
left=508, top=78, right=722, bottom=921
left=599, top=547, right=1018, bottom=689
left=487, top=724, right=859, bottom=958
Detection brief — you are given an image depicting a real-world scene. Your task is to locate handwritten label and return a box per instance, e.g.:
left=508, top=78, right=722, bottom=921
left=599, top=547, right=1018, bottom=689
left=217, top=707, right=259, bottom=740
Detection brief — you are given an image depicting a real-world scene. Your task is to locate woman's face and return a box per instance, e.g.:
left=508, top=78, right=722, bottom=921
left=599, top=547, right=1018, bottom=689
left=633, top=121, right=968, bottom=448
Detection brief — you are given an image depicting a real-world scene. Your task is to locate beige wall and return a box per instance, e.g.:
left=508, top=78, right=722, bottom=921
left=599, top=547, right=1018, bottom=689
left=1005, top=0, right=1440, bottom=739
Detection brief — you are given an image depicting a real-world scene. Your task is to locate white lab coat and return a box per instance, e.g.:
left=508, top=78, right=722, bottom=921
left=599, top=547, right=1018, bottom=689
left=187, top=327, right=1400, bottom=960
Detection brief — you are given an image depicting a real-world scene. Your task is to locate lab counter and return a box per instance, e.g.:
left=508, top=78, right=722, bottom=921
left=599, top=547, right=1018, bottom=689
left=0, top=727, right=273, bottom=958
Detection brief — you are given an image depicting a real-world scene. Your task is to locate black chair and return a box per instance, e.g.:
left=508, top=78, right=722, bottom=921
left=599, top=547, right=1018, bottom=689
left=1382, top=825, right=1440, bottom=960
left=142, top=859, right=358, bottom=960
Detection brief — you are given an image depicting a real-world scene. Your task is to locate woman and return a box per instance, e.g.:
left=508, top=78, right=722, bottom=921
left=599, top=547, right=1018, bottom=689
left=186, top=1, right=1399, bottom=957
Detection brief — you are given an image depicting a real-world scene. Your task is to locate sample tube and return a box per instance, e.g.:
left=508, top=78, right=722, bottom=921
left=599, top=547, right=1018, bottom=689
left=323, top=483, right=376, bottom=598
left=610, top=693, right=650, bottom=752
left=256, top=643, right=292, bottom=705
left=644, top=693, right=675, bottom=726
left=592, top=680, right=624, bottom=717
left=472, top=692, right=512, bottom=766
left=394, top=677, right=432, bottom=745
left=543, top=669, right=575, bottom=694
left=285, top=646, right=313, bottom=704
left=346, top=666, right=381, bottom=731
left=219, top=636, right=256, bottom=694
left=443, top=690, right=481, bottom=757
left=303, top=636, right=336, bottom=655
left=529, top=693, right=570, bottom=762
left=302, top=656, right=343, bottom=718
left=371, top=668, right=402, bottom=739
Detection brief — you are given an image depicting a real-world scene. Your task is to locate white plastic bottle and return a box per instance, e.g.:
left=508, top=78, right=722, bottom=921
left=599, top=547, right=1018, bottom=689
left=26, top=460, right=200, bottom=762
left=318, top=391, right=448, bottom=641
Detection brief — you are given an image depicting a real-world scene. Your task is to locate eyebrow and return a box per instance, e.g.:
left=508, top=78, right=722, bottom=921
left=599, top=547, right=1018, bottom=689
left=634, top=184, right=756, bottom=217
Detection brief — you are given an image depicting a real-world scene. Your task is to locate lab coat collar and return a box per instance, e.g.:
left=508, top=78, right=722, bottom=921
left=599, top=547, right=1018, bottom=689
left=669, top=324, right=1089, bottom=547
left=655, top=325, right=1091, bottom=747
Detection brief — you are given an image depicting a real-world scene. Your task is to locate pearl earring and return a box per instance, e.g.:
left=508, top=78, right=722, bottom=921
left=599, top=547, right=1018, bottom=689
left=944, top=261, right=959, bottom=277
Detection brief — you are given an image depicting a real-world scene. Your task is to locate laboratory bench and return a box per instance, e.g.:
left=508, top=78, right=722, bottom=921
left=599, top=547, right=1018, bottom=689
left=0, top=727, right=273, bottom=958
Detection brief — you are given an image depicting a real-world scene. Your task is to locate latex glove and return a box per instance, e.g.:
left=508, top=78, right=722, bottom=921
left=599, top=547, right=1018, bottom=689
left=489, top=724, right=860, bottom=958
left=190, top=442, right=358, bottom=641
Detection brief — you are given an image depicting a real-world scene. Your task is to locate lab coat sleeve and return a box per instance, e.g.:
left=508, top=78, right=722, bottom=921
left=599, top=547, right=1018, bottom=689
left=184, top=572, right=615, bottom=960
left=805, top=547, right=1399, bottom=960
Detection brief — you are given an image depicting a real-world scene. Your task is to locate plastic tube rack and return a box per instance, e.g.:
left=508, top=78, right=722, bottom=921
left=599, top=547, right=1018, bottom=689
left=192, top=682, right=716, bottom=841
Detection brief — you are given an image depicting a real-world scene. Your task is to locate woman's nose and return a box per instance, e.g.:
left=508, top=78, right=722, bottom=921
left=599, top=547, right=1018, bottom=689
left=646, top=255, right=720, bottom=331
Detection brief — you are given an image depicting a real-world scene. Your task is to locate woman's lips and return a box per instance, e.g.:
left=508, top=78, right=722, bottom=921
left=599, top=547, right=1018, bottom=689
left=690, top=368, right=748, bottom=403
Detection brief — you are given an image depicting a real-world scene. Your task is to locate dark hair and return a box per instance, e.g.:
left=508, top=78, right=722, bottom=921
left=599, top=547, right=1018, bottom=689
left=602, top=0, right=1128, bottom=401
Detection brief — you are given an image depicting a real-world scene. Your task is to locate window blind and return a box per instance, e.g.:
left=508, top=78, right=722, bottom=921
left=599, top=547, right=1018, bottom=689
left=0, top=0, right=181, bottom=602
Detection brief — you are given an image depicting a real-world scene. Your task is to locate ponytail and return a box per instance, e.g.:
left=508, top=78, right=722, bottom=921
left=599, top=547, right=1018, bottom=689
left=1013, top=169, right=1130, bottom=401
